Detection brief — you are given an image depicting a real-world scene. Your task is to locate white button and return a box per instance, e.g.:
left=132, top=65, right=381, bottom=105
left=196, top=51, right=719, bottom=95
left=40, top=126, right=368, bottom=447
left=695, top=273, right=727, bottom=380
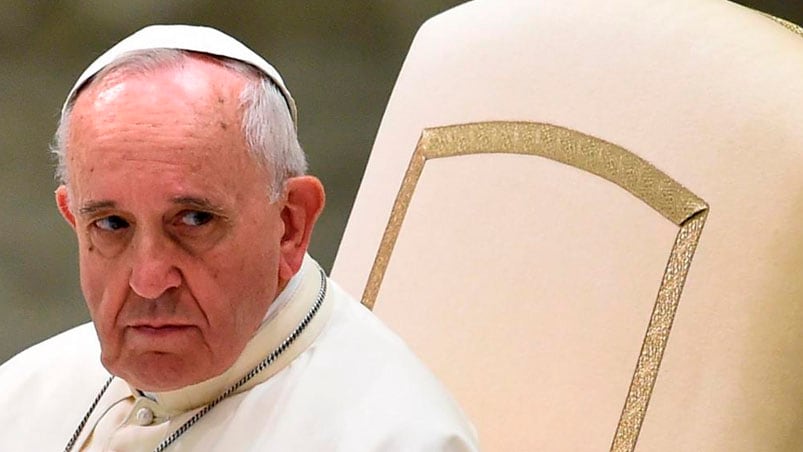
left=135, top=407, right=155, bottom=426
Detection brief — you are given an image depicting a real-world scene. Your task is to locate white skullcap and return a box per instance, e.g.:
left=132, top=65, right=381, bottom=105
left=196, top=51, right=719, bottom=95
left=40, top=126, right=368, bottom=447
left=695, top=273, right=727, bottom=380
left=61, top=24, right=298, bottom=127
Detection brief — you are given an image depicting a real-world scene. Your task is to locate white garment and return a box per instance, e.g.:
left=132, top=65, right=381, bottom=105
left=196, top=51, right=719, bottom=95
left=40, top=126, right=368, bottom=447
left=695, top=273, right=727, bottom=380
left=0, top=257, right=479, bottom=451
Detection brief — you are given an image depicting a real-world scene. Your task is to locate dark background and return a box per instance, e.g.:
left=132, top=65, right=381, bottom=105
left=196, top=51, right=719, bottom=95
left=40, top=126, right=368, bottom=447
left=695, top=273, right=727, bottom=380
left=1, top=1, right=800, bottom=363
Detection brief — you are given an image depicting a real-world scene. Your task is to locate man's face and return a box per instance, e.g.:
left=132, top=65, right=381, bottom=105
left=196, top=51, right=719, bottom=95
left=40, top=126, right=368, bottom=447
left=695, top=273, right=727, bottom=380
left=60, top=57, right=287, bottom=391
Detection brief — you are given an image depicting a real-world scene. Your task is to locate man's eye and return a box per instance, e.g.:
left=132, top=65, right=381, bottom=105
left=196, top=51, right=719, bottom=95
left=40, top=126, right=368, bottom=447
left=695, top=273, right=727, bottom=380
left=179, top=211, right=214, bottom=227
left=93, top=216, right=129, bottom=231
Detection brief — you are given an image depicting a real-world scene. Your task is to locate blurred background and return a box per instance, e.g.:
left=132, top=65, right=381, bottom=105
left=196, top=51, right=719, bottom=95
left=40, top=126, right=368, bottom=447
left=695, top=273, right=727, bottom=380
left=1, top=0, right=800, bottom=363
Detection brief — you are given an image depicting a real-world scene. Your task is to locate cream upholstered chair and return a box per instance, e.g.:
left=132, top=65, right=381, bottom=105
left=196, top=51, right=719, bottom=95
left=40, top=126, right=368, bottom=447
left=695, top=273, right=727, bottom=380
left=332, top=1, right=803, bottom=450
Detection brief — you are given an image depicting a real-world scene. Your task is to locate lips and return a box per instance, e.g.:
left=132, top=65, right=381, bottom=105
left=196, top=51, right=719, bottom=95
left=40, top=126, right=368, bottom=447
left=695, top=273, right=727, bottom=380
left=128, top=318, right=194, bottom=328
left=132, top=325, right=192, bottom=333
left=127, top=321, right=196, bottom=337
left=130, top=321, right=191, bottom=328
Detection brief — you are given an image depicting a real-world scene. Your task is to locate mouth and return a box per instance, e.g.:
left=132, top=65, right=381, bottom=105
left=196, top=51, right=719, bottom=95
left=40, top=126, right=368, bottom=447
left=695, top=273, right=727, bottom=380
left=132, top=325, right=192, bottom=333
left=129, top=318, right=193, bottom=327
left=127, top=322, right=196, bottom=337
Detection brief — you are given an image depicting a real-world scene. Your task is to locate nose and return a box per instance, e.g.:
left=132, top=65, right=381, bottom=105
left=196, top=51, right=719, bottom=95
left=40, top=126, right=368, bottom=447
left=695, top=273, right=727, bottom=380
left=129, top=231, right=182, bottom=299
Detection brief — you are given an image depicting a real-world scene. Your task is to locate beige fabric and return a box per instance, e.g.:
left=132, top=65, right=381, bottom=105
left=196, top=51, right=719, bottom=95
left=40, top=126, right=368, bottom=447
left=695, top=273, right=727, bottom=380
left=332, top=0, right=803, bottom=450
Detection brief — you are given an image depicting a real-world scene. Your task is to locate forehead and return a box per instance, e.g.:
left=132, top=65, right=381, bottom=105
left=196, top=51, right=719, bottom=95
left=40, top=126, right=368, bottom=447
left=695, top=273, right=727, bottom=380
left=68, top=56, right=255, bottom=168
left=64, top=55, right=270, bottom=203
left=74, top=53, right=247, bottom=122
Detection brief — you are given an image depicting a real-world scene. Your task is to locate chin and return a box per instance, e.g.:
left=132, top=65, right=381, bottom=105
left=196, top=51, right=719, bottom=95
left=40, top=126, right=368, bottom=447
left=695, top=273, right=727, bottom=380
left=104, top=351, right=213, bottom=391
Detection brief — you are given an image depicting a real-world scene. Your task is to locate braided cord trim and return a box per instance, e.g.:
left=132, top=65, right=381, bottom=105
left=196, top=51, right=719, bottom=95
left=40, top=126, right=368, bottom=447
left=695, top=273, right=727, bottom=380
left=64, top=375, right=114, bottom=452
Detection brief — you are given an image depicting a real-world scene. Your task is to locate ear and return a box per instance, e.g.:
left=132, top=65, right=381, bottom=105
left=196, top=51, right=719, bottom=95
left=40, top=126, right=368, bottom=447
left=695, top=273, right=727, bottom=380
left=55, top=185, right=77, bottom=228
left=277, top=176, right=325, bottom=281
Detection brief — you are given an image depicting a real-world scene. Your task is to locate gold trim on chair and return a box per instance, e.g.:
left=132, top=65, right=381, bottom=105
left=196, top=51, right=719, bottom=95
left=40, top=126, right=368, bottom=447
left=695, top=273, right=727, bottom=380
left=761, top=13, right=803, bottom=38
left=360, top=121, right=709, bottom=451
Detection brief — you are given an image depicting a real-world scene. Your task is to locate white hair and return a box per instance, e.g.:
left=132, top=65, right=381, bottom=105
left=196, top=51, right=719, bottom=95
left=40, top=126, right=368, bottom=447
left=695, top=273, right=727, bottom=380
left=52, top=49, right=306, bottom=201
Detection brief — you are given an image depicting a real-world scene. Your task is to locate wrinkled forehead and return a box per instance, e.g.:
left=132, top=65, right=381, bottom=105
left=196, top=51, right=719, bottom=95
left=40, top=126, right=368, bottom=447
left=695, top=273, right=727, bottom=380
left=62, top=24, right=297, bottom=127
left=65, top=59, right=268, bottom=191
left=73, top=50, right=253, bottom=108
left=73, top=53, right=250, bottom=118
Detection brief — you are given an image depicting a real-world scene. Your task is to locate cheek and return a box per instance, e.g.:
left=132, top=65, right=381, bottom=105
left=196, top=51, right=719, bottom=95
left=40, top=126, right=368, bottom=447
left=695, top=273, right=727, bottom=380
left=78, top=242, right=103, bottom=307
left=199, top=236, right=281, bottom=325
left=77, top=242, right=127, bottom=323
left=219, top=214, right=282, bottom=278
left=202, top=249, right=276, bottom=302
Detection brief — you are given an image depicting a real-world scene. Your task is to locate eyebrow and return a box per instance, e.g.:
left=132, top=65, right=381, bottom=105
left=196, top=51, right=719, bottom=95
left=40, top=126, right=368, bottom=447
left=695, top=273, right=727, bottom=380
left=171, top=196, right=226, bottom=214
left=78, top=200, right=117, bottom=216
left=77, top=197, right=226, bottom=217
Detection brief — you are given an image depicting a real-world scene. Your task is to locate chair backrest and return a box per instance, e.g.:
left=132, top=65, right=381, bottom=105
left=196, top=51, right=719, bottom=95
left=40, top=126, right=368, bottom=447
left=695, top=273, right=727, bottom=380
left=332, top=1, right=803, bottom=450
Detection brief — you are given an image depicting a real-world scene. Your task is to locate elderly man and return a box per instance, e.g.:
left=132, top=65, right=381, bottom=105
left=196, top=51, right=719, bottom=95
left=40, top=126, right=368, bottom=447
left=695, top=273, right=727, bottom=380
left=0, top=25, right=477, bottom=451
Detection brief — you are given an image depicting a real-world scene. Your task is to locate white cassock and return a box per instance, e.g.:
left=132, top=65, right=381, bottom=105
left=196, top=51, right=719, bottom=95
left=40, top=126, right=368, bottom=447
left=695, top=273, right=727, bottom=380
left=0, top=256, right=479, bottom=451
